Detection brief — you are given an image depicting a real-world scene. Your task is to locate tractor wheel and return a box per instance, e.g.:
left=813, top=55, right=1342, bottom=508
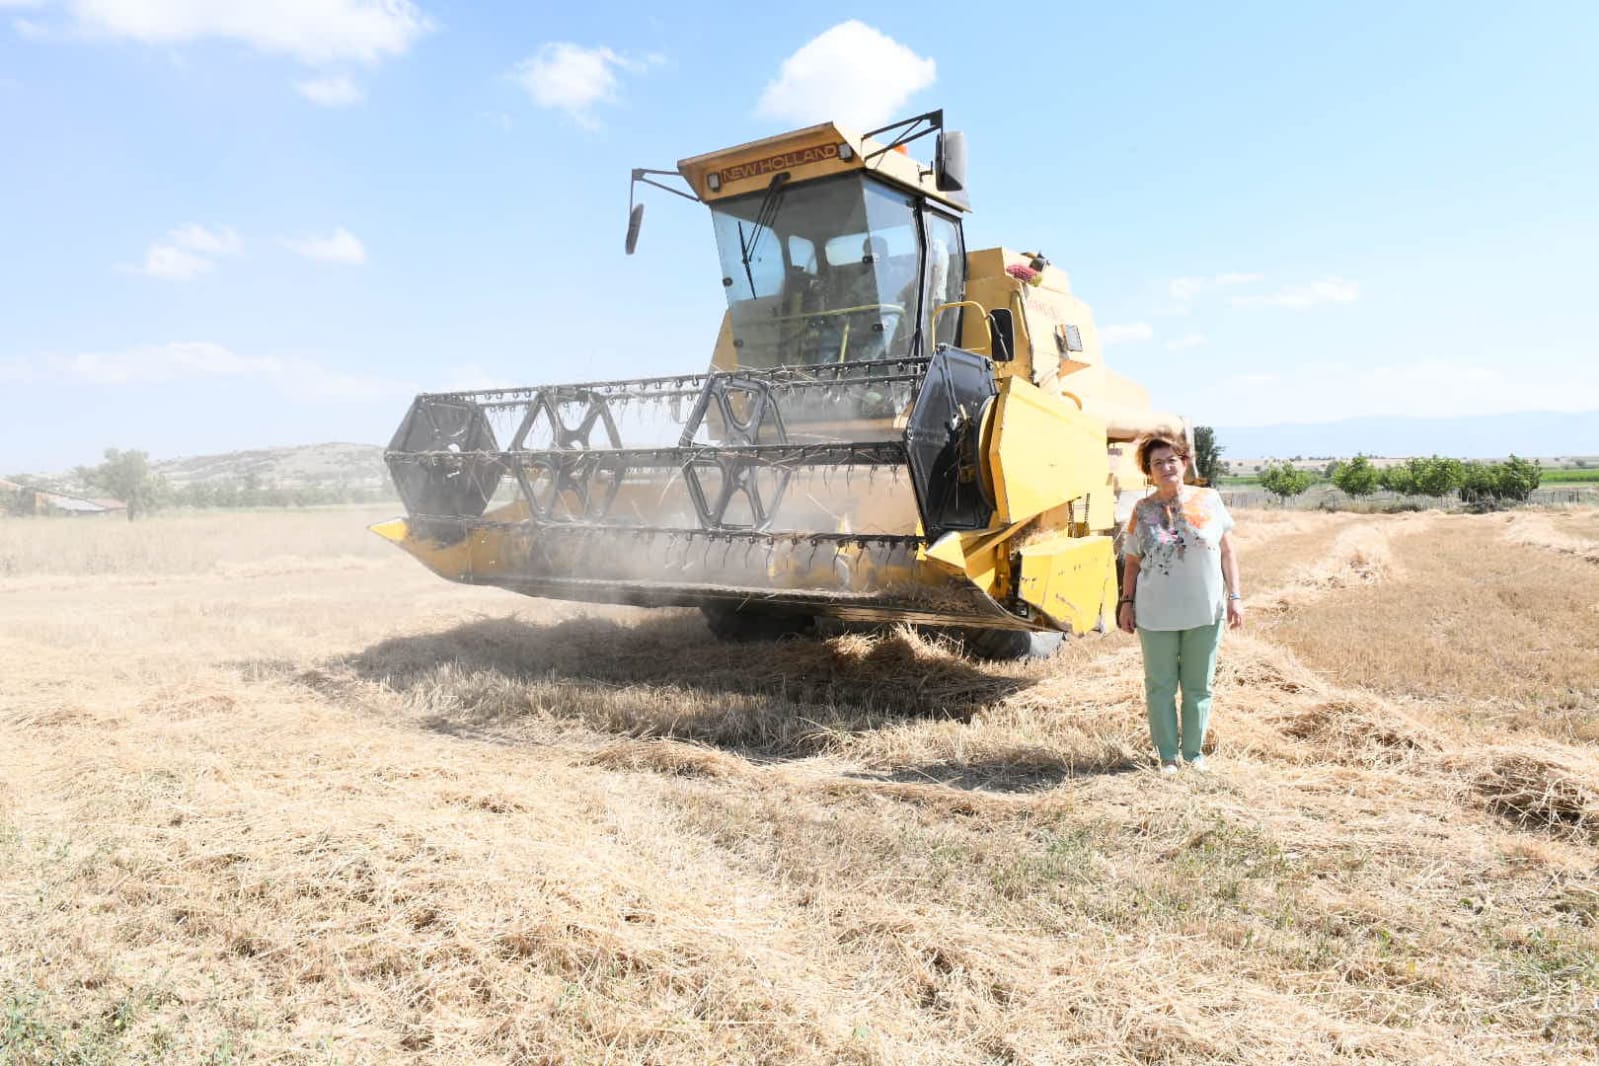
left=961, top=628, right=1065, bottom=661
left=700, top=604, right=815, bottom=643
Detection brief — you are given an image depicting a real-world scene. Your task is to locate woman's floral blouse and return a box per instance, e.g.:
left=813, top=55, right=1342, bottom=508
left=1121, top=486, right=1234, bottom=631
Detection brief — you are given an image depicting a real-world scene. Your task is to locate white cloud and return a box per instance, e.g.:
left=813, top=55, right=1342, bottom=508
left=168, top=222, right=240, bottom=256
left=1099, top=322, right=1153, bottom=345
left=295, top=72, right=362, bottom=106
left=1166, top=333, right=1207, bottom=351
left=52, top=341, right=277, bottom=383
left=756, top=21, right=935, bottom=130
left=282, top=227, right=366, bottom=264
left=512, top=42, right=656, bottom=128
left=1233, top=277, right=1360, bottom=310
left=1167, top=277, right=1205, bottom=303
left=140, top=244, right=214, bottom=280
left=64, top=0, right=432, bottom=66
left=132, top=223, right=241, bottom=280
left=4, top=0, right=47, bottom=37
left=0, top=356, right=36, bottom=383
left=28, top=341, right=413, bottom=402
left=1167, top=271, right=1263, bottom=304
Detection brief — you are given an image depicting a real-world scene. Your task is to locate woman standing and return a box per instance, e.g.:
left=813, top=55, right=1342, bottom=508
left=1117, top=436, right=1244, bottom=773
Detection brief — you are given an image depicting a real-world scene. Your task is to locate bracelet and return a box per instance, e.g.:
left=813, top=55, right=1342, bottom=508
left=1228, top=594, right=1242, bottom=601
left=1118, top=598, right=1134, bottom=606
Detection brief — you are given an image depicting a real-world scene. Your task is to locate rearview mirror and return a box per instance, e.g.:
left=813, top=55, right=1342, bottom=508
left=936, top=131, right=967, bottom=193
left=625, top=203, right=645, bottom=255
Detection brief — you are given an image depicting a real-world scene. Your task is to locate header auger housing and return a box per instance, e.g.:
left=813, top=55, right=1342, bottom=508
left=376, top=111, right=1187, bottom=659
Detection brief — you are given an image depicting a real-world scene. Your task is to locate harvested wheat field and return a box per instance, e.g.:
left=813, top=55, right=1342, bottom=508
left=4, top=506, right=1599, bottom=1064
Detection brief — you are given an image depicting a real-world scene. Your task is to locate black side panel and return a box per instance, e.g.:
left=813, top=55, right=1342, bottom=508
left=904, top=348, right=996, bottom=538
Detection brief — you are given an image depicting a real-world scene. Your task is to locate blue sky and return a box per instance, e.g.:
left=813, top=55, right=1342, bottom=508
left=2, top=1, right=1597, bottom=470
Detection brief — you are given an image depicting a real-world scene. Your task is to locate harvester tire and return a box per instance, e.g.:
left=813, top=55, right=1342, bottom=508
left=962, top=628, right=1064, bottom=661
left=700, top=604, right=815, bottom=643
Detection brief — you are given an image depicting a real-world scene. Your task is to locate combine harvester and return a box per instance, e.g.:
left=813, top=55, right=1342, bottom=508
left=376, top=111, right=1187, bottom=659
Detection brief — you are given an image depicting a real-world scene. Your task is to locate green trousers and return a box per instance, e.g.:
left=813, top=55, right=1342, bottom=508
left=1137, top=619, right=1225, bottom=763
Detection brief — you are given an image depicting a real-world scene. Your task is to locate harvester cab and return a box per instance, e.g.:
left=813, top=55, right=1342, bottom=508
left=638, top=113, right=970, bottom=375
left=376, top=111, right=1188, bottom=659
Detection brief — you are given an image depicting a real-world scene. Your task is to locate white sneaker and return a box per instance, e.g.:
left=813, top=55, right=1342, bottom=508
left=1186, top=755, right=1209, bottom=774
left=1159, top=761, right=1180, bottom=775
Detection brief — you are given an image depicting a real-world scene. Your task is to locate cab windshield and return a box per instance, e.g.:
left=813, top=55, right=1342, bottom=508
left=710, top=175, right=939, bottom=368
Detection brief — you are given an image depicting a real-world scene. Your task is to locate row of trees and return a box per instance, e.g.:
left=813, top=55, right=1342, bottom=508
left=165, top=477, right=396, bottom=510
left=1257, top=453, right=1543, bottom=503
left=4, top=449, right=395, bottom=521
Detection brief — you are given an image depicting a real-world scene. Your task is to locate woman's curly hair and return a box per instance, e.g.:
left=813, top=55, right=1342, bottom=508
left=1135, top=435, right=1191, bottom=476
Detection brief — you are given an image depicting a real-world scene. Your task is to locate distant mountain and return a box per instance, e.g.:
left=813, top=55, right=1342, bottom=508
left=1214, top=411, right=1599, bottom=461
left=154, top=442, right=390, bottom=491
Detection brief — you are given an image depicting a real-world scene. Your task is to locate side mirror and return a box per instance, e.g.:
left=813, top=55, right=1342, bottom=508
left=625, top=203, right=645, bottom=255
left=936, top=130, right=967, bottom=193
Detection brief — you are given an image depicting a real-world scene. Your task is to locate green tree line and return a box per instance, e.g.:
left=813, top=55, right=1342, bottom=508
left=1253, top=453, right=1542, bottom=503
left=166, top=474, right=397, bottom=510
left=5, top=449, right=396, bottom=520
left=1187, top=425, right=1548, bottom=506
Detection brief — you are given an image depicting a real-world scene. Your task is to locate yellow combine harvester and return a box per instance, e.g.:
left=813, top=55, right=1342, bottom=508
left=375, top=111, right=1186, bottom=658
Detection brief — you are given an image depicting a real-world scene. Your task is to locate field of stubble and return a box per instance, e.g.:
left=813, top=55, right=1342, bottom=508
left=3, top=505, right=1599, bottom=1065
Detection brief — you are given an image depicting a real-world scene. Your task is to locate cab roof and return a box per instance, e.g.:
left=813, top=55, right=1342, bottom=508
left=677, top=120, right=969, bottom=211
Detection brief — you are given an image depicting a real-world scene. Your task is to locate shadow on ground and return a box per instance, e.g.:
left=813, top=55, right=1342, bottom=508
left=307, top=611, right=1045, bottom=762
left=876, top=749, right=1141, bottom=791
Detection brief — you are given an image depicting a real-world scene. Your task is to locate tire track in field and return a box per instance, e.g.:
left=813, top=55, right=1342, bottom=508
left=1503, top=513, right=1599, bottom=564
left=1251, top=512, right=1437, bottom=613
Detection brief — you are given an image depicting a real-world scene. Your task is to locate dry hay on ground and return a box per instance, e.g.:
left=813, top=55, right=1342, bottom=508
left=1255, top=510, right=1599, bottom=739
left=1466, top=745, right=1599, bottom=840
left=1252, top=513, right=1424, bottom=612
left=3, top=506, right=1599, bottom=1063
left=1505, top=512, right=1599, bottom=564
left=585, top=738, right=751, bottom=779
left=1276, top=694, right=1440, bottom=764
